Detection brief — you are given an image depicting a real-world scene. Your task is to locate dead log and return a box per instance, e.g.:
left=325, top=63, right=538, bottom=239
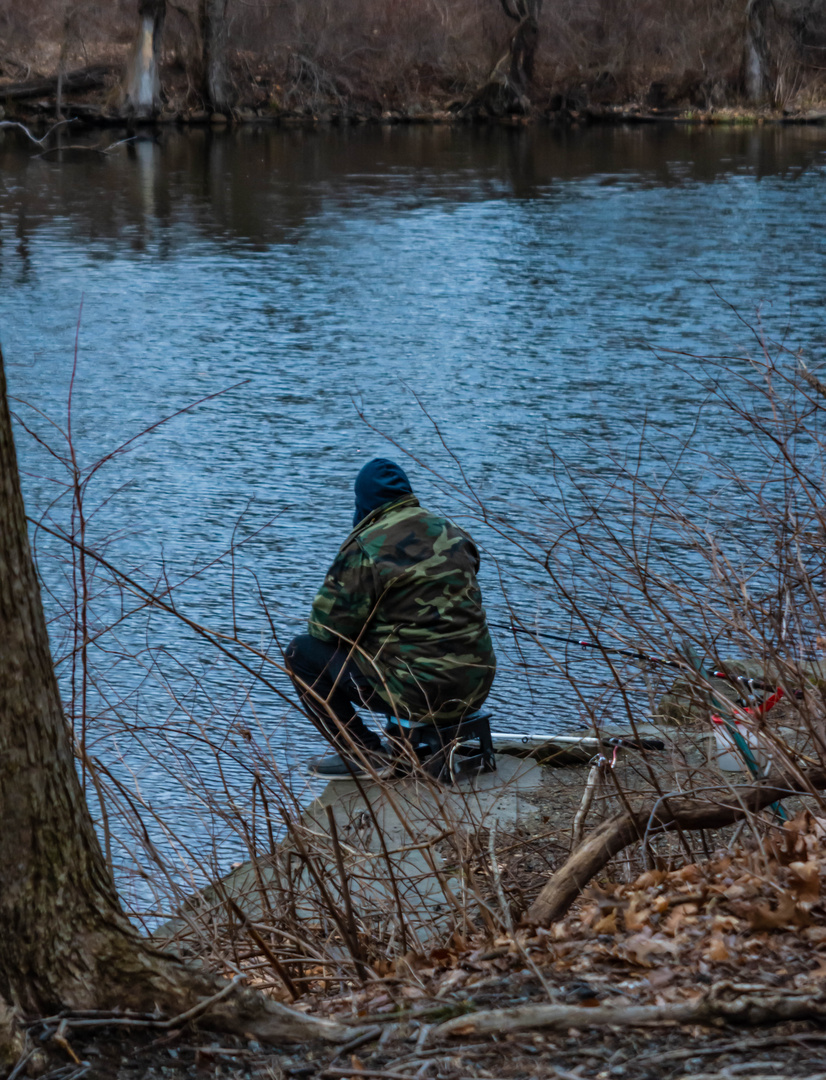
left=0, top=66, right=112, bottom=101
left=527, top=767, right=826, bottom=927
left=433, top=988, right=826, bottom=1038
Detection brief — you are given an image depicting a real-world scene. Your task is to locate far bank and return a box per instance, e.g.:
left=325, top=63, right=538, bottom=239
left=3, top=0, right=826, bottom=130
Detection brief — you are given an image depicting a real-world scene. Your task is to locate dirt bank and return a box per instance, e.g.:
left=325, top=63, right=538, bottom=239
left=4, top=61, right=826, bottom=133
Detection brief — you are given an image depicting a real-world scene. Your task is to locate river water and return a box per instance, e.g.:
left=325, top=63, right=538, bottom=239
left=1, top=122, right=825, bottom=912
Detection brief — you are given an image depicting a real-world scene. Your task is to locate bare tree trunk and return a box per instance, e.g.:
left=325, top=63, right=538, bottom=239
left=56, top=6, right=84, bottom=120
left=505, top=0, right=541, bottom=96
left=0, top=346, right=359, bottom=1053
left=122, top=0, right=167, bottom=117
left=0, top=349, right=137, bottom=1016
left=745, top=0, right=772, bottom=102
left=201, top=0, right=233, bottom=113
left=466, top=0, right=543, bottom=116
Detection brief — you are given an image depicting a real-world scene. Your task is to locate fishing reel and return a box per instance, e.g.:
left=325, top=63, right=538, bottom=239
left=606, top=735, right=665, bottom=751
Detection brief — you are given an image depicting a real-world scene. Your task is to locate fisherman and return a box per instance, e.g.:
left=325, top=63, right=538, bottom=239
left=285, top=458, right=496, bottom=778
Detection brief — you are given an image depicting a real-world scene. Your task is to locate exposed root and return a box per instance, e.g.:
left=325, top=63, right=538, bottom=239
left=89, top=944, right=363, bottom=1044
left=0, top=999, right=24, bottom=1070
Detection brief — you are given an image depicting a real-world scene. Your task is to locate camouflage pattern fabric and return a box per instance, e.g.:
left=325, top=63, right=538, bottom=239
left=308, top=494, right=496, bottom=723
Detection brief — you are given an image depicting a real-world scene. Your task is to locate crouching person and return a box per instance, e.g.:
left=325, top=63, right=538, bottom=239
left=285, top=458, right=496, bottom=778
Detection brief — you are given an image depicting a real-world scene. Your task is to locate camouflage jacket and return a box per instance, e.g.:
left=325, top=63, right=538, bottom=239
left=308, top=494, right=496, bottom=723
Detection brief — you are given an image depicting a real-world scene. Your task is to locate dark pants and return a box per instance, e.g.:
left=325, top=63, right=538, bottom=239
left=285, top=633, right=385, bottom=753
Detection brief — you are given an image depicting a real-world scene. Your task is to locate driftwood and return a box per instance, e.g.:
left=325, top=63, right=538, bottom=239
left=434, top=987, right=826, bottom=1038
left=527, top=767, right=826, bottom=926
left=0, top=119, right=72, bottom=146
left=0, top=65, right=112, bottom=101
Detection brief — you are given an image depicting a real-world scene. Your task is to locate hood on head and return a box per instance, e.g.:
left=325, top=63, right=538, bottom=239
left=353, top=458, right=413, bottom=527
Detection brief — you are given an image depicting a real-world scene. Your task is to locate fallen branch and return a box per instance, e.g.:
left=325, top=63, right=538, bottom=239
left=686, top=1073, right=826, bottom=1080
left=0, top=65, right=111, bottom=100
left=636, top=1031, right=826, bottom=1067
left=527, top=767, right=826, bottom=926
left=433, top=988, right=826, bottom=1039
left=318, top=1071, right=411, bottom=1080
left=33, top=136, right=140, bottom=159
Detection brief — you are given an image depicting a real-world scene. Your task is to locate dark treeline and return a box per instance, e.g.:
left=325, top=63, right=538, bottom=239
left=1, top=0, right=826, bottom=121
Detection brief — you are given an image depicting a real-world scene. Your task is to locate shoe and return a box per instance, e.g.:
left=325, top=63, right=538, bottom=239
left=306, top=748, right=397, bottom=780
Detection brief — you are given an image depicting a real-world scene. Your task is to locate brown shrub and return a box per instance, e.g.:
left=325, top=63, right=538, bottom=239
left=1, top=0, right=825, bottom=109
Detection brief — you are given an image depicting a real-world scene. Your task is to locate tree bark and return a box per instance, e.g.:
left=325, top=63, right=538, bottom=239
left=0, top=348, right=131, bottom=1016
left=0, top=67, right=112, bottom=101
left=504, top=0, right=541, bottom=94
left=745, top=0, right=772, bottom=103
left=465, top=0, right=543, bottom=116
left=201, top=0, right=233, bottom=113
left=122, top=0, right=167, bottom=117
left=0, top=346, right=360, bottom=1050
left=527, top=767, right=826, bottom=926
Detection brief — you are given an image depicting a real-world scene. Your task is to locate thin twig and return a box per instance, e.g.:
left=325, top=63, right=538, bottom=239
left=327, top=1024, right=383, bottom=1063
left=318, top=1071, right=412, bottom=1080
left=325, top=805, right=363, bottom=964
left=224, top=896, right=300, bottom=1001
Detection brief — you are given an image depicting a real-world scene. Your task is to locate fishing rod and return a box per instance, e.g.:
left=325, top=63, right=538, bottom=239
left=498, top=621, right=796, bottom=815
left=498, top=621, right=776, bottom=692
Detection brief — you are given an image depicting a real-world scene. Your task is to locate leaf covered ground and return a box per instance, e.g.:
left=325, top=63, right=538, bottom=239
left=20, top=809, right=826, bottom=1080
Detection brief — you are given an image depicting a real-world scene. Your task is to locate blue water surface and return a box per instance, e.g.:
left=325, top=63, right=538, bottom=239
left=1, top=122, right=825, bottom=911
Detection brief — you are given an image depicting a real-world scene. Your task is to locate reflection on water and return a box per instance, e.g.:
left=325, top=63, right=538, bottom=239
left=1, top=123, right=825, bottom=899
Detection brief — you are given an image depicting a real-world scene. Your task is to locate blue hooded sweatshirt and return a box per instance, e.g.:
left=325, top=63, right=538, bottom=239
left=353, top=458, right=413, bottom=527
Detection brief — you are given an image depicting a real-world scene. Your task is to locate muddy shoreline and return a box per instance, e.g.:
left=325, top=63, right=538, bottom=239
left=7, top=101, right=826, bottom=131
left=3, top=63, right=826, bottom=132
